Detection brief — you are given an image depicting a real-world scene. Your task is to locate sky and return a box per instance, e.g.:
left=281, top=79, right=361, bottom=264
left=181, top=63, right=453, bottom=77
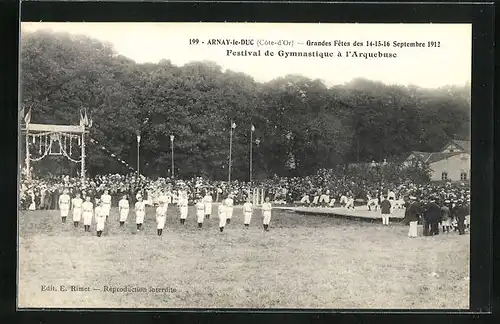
left=21, top=22, right=472, bottom=88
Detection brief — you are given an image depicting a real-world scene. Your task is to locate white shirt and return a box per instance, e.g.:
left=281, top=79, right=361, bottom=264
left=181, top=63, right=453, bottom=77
left=119, top=199, right=129, bottom=210
left=159, top=194, right=169, bottom=205
left=101, top=194, right=112, bottom=206
left=196, top=201, right=205, bottom=212
left=203, top=195, right=213, bottom=204
left=135, top=201, right=146, bottom=212
left=72, top=198, right=83, bottom=209
left=59, top=194, right=71, bottom=208
left=225, top=198, right=234, bottom=208
left=178, top=196, right=188, bottom=207
left=82, top=201, right=93, bottom=213
left=262, top=202, right=272, bottom=212
left=156, top=205, right=167, bottom=217
left=243, top=202, right=253, bottom=213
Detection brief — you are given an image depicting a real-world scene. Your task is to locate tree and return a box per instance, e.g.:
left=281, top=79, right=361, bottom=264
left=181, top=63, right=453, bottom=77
left=20, top=30, right=471, bottom=180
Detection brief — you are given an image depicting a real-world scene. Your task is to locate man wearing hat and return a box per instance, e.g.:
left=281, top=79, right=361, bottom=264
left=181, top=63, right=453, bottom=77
left=58, top=188, right=71, bottom=223
left=453, top=199, right=466, bottom=235
left=405, top=196, right=420, bottom=238
left=425, top=197, right=441, bottom=236
left=441, top=200, right=452, bottom=233
left=379, top=196, right=392, bottom=225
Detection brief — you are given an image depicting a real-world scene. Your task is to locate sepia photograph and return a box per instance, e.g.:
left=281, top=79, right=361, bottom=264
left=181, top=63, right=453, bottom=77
left=18, top=22, right=471, bottom=309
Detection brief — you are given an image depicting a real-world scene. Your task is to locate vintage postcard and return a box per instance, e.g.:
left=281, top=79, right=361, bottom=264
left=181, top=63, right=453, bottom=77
left=18, top=22, right=471, bottom=309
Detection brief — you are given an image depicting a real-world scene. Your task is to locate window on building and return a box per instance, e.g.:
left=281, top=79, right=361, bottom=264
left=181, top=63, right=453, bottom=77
left=460, top=172, right=467, bottom=181
left=441, top=172, right=448, bottom=181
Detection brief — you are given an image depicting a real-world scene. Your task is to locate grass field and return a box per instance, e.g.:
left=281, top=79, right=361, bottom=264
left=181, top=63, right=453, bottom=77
left=18, top=205, right=470, bottom=309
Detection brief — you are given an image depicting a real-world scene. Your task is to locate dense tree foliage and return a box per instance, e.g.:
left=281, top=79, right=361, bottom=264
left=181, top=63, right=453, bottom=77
left=20, top=31, right=471, bottom=180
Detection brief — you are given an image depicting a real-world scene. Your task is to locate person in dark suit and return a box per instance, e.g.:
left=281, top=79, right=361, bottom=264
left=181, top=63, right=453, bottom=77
left=405, top=196, right=420, bottom=238
left=423, top=197, right=441, bottom=236
left=454, top=200, right=466, bottom=235
left=428, top=198, right=442, bottom=235
left=422, top=198, right=431, bottom=236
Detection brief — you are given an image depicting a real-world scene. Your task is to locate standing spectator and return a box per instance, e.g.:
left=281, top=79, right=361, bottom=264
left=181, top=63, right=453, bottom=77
left=405, top=196, right=420, bottom=238
left=425, top=197, right=442, bottom=236
left=380, top=196, right=392, bottom=226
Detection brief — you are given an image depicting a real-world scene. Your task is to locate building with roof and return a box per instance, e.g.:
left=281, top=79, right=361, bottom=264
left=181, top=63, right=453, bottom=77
left=405, top=139, right=470, bottom=182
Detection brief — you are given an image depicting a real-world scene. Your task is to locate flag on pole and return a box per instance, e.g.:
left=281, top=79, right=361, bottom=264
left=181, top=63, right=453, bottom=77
left=251, top=124, right=255, bottom=132
left=24, top=108, right=31, bottom=125
left=231, top=122, right=236, bottom=129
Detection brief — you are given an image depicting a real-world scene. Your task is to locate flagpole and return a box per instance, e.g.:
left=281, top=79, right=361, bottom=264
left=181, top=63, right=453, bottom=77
left=25, top=125, right=30, bottom=181
left=170, top=135, right=175, bottom=179
left=228, top=123, right=233, bottom=184
left=136, top=132, right=141, bottom=177
left=24, top=108, right=31, bottom=181
left=81, top=127, right=85, bottom=185
left=249, top=126, right=253, bottom=184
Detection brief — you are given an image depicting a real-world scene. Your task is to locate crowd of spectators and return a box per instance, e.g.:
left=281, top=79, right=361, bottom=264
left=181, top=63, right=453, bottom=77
left=19, top=165, right=470, bottom=212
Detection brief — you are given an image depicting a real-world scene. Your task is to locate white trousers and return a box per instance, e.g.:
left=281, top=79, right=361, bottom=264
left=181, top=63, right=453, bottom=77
left=204, top=204, right=212, bottom=216
left=136, top=211, right=145, bottom=224
left=102, top=205, right=111, bottom=216
left=263, top=211, right=272, bottom=225
left=319, top=195, right=330, bottom=203
left=381, top=213, right=390, bottom=225
left=96, top=216, right=105, bottom=231
left=329, top=199, right=336, bottom=207
left=300, top=196, right=310, bottom=204
left=408, top=221, right=418, bottom=237
left=219, top=213, right=226, bottom=227
left=60, top=207, right=69, bottom=217
left=73, top=208, right=82, bottom=221
left=179, top=206, right=188, bottom=219
left=83, top=212, right=93, bottom=225
left=312, top=196, right=319, bottom=204
left=345, top=199, right=354, bottom=209
left=119, top=210, right=129, bottom=222
left=197, top=211, right=204, bottom=223
left=244, top=211, right=252, bottom=224
left=157, top=216, right=166, bottom=229
left=225, top=207, right=233, bottom=219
